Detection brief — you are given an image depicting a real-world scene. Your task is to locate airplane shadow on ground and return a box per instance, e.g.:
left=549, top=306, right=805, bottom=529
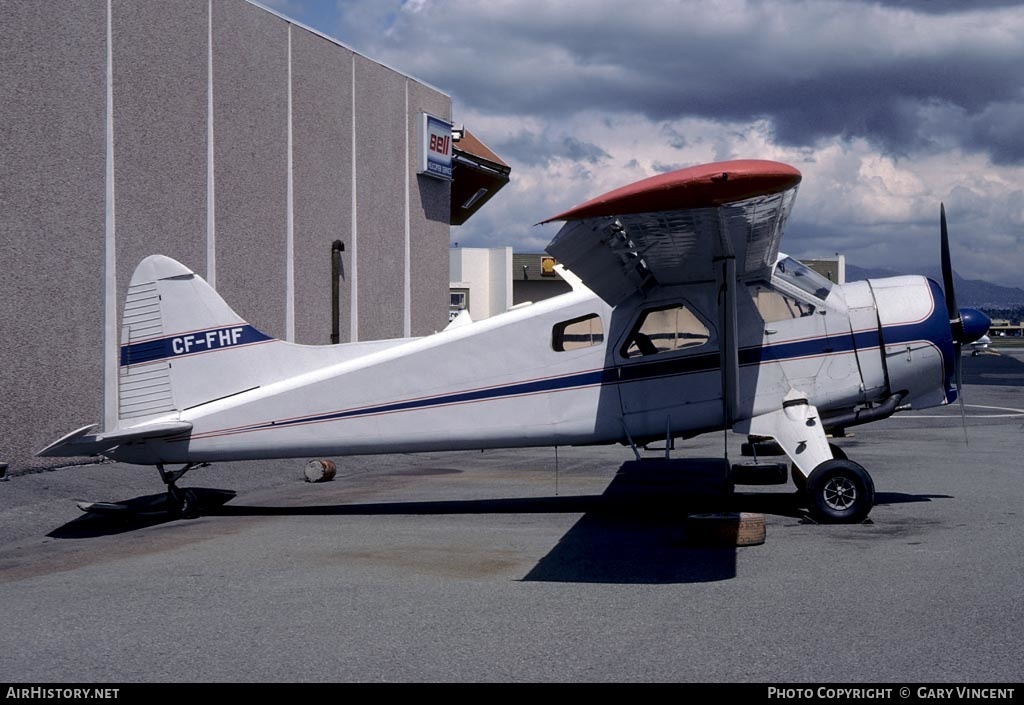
left=46, top=489, right=237, bottom=539
left=47, top=467, right=950, bottom=584
left=520, top=486, right=950, bottom=584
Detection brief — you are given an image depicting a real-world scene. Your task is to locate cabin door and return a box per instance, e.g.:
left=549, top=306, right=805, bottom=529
left=615, top=300, right=723, bottom=441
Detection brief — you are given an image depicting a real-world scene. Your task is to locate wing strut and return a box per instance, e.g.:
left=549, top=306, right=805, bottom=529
left=715, top=255, right=741, bottom=429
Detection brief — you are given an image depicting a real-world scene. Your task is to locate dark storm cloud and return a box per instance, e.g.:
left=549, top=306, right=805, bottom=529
left=496, top=132, right=611, bottom=167
left=328, top=0, right=1024, bottom=165
left=964, top=101, right=1024, bottom=165
left=268, top=0, right=1024, bottom=288
left=873, top=0, right=1024, bottom=13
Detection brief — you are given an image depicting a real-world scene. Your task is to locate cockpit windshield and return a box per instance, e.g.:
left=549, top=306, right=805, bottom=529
left=774, top=257, right=833, bottom=301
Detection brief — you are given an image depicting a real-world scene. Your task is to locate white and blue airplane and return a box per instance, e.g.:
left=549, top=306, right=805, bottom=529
left=39, top=160, right=989, bottom=523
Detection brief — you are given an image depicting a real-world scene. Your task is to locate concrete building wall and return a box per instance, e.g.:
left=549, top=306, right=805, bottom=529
left=449, top=247, right=513, bottom=321
left=804, top=256, right=846, bottom=285
left=292, top=26, right=353, bottom=345
left=409, top=83, right=453, bottom=336
left=1, top=0, right=450, bottom=472
left=113, top=0, right=208, bottom=323
left=354, top=56, right=407, bottom=342
left=213, top=0, right=289, bottom=339
left=488, top=248, right=514, bottom=317
left=1, top=1, right=107, bottom=473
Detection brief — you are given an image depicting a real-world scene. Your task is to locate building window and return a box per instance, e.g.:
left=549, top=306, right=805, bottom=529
left=552, top=314, right=604, bottom=352
left=621, top=304, right=709, bottom=358
left=449, top=288, right=470, bottom=322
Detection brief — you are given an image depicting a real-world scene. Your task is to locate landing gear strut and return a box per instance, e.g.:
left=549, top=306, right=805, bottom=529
left=157, top=462, right=206, bottom=518
left=737, top=398, right=875, bottom=523
left=791, top=442, right=847, bottom=491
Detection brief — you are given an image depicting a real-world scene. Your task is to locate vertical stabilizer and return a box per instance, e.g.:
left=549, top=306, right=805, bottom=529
left=117, top=255, right=275, bottom=425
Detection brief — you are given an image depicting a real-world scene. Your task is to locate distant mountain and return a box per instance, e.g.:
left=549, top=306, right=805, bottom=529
left=845, top=265, right=1024, bottom=309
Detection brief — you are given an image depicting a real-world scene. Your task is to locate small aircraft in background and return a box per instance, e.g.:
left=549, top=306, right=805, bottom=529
left=970, top=335, right=992, bottom=356
left=39, top=160, right=989, bottom=523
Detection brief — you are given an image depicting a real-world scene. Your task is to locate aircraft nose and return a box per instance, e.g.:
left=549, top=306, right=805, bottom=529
left=959, top=308, right=991, bottom=345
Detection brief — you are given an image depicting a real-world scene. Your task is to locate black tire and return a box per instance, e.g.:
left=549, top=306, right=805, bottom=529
left=804, top=459, right=875, bottom=524
left=791, top=465, right=807, bottom=491
left=179, top=488, right=199, bottom=519
left=791, top=443, right=847, bottom=491
left=166, top=486, right=199, bottom=519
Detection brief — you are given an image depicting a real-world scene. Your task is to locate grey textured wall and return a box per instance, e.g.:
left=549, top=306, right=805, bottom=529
left=0, top=1, right=106, bottom=470
left=354, top=56, right=407, bottom=342
left=292, top=27, right=353, bottom=345
left=2, top=0, right=451, bottom=472
left=213, top=0, right=289, bottom=338
left=113, top=0, right=207, bottom=299
left=408, top=82, right=453, bottom=336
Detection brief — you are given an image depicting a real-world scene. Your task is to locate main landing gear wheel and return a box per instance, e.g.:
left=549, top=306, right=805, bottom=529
left=158, top=462, right=204, bottom=519
left=804, top=459, right=875, bottom=524
left=791, top=443, right=847, bottom=491
left=166, top=485, right=198, bottom=519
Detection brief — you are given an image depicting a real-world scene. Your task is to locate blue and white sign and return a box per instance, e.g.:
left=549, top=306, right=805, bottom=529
left=419, top=113, right=453, bottom=180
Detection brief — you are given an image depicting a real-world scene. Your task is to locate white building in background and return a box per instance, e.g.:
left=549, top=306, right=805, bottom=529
left=803, top=256, right=846, bottom=284
left=449, top=247, right=513, bottom=321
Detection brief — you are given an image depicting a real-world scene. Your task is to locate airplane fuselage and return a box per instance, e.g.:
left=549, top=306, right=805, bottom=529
left=108, top=263, right=954, bottom=466
left=39, top=159, right=990, bottom=525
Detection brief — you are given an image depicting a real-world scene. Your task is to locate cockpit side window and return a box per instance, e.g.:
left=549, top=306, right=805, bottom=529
left=552, top=313, right=604, bottom=352
left=621, top=303, right=710, bottom=359
left=774, top=257, right=833, bottom=301
left=748, top=282, right=815, bottom=321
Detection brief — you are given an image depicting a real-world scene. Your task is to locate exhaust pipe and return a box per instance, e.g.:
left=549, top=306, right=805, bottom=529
left=822, top=391, right=907, bottom=434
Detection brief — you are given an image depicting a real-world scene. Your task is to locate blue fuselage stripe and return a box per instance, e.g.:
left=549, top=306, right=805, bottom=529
left=178, top=307, right=954, bottom=442
left=120, top=324, right=272, bottom=366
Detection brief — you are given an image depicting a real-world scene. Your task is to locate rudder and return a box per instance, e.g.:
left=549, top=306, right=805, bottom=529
left=118, top=255, right=276, bottom=423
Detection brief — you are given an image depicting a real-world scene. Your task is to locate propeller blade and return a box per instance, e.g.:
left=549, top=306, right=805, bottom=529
left=940, top=204, right=957, bottom=317
left=940, top=204, right=963, bottom=341
left=941, top=203, right=969, bottom=445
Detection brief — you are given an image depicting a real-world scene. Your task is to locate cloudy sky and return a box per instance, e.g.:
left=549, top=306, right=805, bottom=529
left=262, top=0, right=1023, bottom=288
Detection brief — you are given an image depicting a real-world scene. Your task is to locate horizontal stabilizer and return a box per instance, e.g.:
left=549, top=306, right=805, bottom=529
left=36, top=421, right=193, bottom=458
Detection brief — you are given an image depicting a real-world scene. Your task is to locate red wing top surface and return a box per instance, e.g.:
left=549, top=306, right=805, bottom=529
left=542, top=160, right=804, bottom=305
left=541, top=160, right=802, bottom=224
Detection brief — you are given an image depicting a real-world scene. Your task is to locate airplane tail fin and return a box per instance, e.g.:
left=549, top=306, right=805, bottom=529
left=38, top=255, right=269, bottom=458
left=41, top=254, right=401, bottom=459
left=117, top=255, right=277, bottom=424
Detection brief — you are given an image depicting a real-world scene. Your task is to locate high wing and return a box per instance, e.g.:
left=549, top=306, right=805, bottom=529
left=541, top=160, right=802, bottom=306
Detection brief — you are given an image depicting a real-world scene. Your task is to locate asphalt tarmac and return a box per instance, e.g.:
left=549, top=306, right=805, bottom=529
left=1, top=350, right=1022, bottom=683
